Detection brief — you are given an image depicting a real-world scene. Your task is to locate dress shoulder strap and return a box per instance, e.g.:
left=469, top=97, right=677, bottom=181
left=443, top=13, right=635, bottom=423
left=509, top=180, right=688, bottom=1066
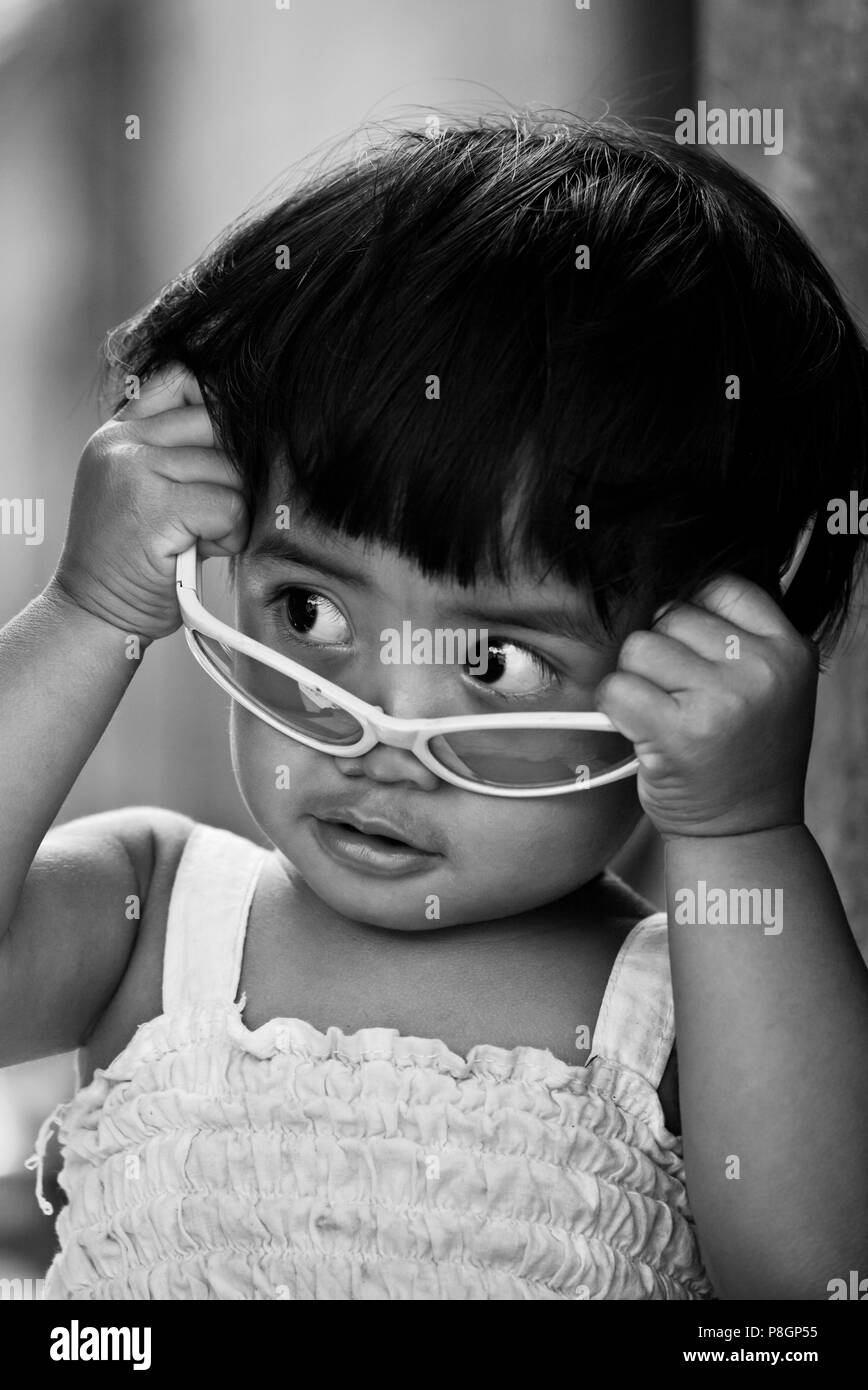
left=588, top=911, right=674, bottom=1088
left=162, top=822, right=270, bottom=1012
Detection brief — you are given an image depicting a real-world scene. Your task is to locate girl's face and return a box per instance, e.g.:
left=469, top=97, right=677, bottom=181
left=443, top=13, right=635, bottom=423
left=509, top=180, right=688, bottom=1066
left=229, top=504, right=649, bottom=931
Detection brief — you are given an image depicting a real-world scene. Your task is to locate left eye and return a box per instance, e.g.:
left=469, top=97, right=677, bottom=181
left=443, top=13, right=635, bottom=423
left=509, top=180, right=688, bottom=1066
left=283, top=588, right=351, bottom=645
left=470, top=640, right=558, bottom=698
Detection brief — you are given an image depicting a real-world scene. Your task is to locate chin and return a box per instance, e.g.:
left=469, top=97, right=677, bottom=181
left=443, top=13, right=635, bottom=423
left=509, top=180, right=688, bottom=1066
left=312, top=871, right=458, bottom=931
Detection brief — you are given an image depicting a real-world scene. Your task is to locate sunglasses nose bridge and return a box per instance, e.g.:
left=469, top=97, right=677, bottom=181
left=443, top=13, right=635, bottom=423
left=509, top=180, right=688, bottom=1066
left=365, top=708, right=420, bottom=752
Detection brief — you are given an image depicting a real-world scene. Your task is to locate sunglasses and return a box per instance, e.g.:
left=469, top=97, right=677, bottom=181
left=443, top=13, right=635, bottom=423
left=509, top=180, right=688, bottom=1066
left=175, top=516, right=815, bottom=799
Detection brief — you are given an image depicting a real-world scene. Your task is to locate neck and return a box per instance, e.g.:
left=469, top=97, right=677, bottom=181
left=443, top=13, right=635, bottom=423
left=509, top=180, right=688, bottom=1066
left=269, top=850, right=632, bottom=951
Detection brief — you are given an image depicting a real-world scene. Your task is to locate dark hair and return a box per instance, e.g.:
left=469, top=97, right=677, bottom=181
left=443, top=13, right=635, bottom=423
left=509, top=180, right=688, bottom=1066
left=99, top=112, right=868, bottom=654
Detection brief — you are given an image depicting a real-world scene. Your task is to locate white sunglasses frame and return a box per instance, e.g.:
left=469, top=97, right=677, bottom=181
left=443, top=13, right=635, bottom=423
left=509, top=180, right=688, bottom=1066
left=174, top=513, right=815, bottom=800
left=174, top=545, right=640, bottom=797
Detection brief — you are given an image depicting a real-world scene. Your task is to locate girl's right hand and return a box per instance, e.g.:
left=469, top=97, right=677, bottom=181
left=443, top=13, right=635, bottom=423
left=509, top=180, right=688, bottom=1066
left=51, top=362, right=249, bottom=640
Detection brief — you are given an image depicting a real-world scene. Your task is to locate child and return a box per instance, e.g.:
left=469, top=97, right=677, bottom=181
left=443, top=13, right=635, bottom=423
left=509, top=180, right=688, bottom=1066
left=2, top=115, right=867, bottom=1301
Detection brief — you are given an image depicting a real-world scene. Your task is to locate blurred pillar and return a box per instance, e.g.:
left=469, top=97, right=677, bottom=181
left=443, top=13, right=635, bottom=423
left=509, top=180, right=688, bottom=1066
left=603, top=0, right=696, bottom=117
left=614, top=2, right=868, bottom=957
left=699, top=0, right=868, bottom=955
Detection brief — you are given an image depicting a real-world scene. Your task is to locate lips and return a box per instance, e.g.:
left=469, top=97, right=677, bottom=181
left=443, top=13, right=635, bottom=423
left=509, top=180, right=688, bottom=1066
left=318, top=809, right=425, bottom=851
left=311, top=811, right=442, bottom=878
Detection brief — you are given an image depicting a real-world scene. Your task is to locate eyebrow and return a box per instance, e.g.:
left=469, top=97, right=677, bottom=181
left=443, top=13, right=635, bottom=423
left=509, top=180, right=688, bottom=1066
left=247, top=531, right=609, bottom=647
left=247, top=531, right=367, bottom=588
left=455, top=601, right=609, bottom=648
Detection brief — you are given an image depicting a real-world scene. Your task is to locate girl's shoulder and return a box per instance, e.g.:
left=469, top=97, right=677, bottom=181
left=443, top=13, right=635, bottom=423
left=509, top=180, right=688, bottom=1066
left=583, top=871, right=679, bottom=1132
left=77, top=808, right=200, bottom=1084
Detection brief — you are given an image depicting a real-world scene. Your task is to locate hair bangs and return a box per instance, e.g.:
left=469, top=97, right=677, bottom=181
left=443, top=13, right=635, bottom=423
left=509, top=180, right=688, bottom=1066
left=99, top=113, right=868, bottom=654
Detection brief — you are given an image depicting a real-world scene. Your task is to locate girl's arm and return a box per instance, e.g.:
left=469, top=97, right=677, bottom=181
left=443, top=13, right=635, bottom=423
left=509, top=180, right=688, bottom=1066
left=596, top=573, right=868, bottom=1299
left=0, top=586, right=154, bottom=1063
left=0, top=362, right=248, bottom=1065
left=665, top=824, right=868, bottom=1299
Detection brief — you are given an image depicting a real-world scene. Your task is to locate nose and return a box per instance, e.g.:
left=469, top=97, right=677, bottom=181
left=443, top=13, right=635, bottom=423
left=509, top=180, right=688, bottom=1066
left=336, top=743, right=441, bottom=790
left=334, top=662, right=451, bottom=792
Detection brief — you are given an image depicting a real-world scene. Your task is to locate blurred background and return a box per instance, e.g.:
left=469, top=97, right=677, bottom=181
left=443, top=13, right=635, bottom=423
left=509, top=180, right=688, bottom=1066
left=1, top=0, right=866, bottom=1284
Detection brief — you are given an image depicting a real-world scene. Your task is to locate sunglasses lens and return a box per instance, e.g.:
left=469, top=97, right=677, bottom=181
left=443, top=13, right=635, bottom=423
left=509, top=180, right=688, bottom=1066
left=190, top=632, right=365, bottom=745
left=429, top=727, right=634, bottom=789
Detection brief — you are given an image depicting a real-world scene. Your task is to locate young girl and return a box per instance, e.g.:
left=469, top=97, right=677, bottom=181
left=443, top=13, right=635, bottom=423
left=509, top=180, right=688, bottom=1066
left=2, top=116, right=867, bottom=1301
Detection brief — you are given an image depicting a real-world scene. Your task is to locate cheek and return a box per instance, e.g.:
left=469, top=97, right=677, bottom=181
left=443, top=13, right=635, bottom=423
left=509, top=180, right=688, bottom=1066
left=428, top=777, right=643, bottom=921
left=564, top=778, right=644, bottom=863
left=229, top=709, right=308, bottom=822
left=476, top=779, right=641, bottom=884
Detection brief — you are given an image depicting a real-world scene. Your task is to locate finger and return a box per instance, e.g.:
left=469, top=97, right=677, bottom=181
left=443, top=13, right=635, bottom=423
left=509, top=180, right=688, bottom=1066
left=595, top=669, right=679, bottom=744
left=114, top=362, right=204, bottom=421
left=149, top=442, right=242, bottom=492
left=618, top=629, right=715, bottom=692
left=651, top=602, right=752, bottom=662
left=166, top=481, right=249, bottom=555
left=115, top=405, right=217, bottom=449
left=198, top=537, right=242, bottom=559
left=687, top=573, right=796, bottom=639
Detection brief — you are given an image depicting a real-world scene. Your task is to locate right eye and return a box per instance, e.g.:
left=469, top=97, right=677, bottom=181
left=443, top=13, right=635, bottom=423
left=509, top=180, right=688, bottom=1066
left=280, top=587, right=352, bottom=647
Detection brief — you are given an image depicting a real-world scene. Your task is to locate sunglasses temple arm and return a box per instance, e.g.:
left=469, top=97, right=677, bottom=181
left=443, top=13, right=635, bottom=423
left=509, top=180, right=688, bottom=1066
left=779, top=512, right=816, bottom=597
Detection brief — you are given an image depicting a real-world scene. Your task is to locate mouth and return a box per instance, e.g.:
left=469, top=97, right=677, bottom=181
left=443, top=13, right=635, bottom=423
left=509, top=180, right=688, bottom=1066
left=311, top=812, right=441, bottom=877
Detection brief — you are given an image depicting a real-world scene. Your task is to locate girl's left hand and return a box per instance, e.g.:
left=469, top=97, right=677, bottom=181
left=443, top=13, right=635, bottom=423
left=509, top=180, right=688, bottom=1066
left=595, top=575, right=820, bottom=840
